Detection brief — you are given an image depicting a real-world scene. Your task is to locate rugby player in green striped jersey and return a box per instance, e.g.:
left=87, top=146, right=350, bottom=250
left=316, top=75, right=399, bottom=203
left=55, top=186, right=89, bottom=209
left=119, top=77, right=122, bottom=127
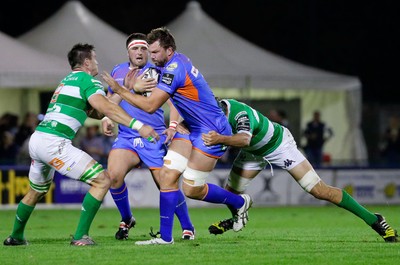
left=202, top=99, right=398, bottom=243
left=3, top=43, right=159, bottom=246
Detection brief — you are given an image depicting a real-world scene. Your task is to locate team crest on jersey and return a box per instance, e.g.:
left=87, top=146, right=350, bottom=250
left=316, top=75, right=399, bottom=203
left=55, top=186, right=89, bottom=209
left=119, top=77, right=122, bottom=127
left=161, top=73, right=174, bottom=86
left=166, top=62, right=178, bottom=71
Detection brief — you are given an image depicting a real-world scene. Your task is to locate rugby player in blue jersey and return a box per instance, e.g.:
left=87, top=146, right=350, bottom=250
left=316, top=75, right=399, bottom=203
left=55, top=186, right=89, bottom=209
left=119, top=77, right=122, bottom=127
left=102, top=33, right=194, bottom=241
left=102, top=27, right=252, bottom=245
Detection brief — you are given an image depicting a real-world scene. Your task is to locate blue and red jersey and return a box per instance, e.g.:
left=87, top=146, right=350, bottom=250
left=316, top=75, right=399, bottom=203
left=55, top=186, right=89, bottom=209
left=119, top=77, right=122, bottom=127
left=156, top=52, right=232, bottom=157
left=157, top=53, right=230, bottom=135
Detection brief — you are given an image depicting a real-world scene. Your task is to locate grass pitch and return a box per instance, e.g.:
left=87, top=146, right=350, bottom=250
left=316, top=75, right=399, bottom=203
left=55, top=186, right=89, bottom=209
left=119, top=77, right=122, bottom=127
left=0, top=205, right=399, bottom=265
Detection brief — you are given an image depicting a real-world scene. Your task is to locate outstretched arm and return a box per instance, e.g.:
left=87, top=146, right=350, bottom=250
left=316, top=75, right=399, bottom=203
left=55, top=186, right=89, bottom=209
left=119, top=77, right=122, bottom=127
left=202, top=131, right=251, bottom=147
left=89, top=94, right=160, bottom=142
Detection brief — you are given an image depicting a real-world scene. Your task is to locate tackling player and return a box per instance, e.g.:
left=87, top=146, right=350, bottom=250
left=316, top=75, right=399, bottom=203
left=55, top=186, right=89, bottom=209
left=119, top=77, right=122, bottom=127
left=202, top=98, right=398, bottom=243
left=3, top=43, right=159, bottom=246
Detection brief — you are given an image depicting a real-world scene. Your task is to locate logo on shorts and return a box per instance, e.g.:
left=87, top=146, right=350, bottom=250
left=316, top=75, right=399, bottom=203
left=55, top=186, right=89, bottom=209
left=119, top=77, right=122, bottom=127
left=283, top=159, right=295, bottom=168
left=49, top=157, right=65, bottom=170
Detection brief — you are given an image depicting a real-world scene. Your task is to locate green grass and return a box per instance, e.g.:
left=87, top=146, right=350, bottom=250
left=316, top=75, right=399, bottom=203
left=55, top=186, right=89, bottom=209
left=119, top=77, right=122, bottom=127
left=0, top=205, right=399, bottom=265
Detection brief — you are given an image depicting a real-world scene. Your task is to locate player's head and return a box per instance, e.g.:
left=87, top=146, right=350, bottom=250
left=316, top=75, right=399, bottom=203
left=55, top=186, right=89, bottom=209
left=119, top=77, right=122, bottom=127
left=215, top=97, right=228, bottom=115
left=68, top=43, right=98, bottom=76
left=126, top=33, right=149, bottom=68
left=147, top=27, right=176, bottom=67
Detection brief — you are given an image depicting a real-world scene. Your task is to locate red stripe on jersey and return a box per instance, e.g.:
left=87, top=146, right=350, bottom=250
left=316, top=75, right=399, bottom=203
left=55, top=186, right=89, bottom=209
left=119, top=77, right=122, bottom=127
left=176, top=75, right=199, bottom=101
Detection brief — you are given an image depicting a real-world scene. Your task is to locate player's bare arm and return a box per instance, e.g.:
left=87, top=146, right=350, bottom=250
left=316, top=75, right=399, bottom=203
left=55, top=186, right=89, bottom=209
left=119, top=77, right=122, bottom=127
left=202, top=131, right=251, bottom=147
left=102, top=71, right=169, bottom=114
left=88, top=94, right=160, bottom=142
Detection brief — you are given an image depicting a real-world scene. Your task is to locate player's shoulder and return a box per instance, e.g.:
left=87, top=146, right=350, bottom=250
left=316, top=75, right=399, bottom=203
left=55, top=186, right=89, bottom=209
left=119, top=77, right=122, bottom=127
left=76, top=72, right=103, bottom=90
left=164, top=52, right=188, bottom=72
left=111, top=62, right=130, bottom=73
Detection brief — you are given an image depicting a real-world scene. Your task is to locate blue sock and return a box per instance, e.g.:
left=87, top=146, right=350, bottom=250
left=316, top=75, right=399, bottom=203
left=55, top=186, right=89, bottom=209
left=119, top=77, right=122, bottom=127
left=175, top=190, right=193, bottom=231
left=110, top=182, right=132, bottom=222
left=203, top=183, right=244, bottom=209
left=160, top=190, right=179, bottom=242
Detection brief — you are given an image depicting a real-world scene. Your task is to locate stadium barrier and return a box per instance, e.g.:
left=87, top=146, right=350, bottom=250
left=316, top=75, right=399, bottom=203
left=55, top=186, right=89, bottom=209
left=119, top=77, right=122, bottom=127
left=1, top=167, right=400, bottom=207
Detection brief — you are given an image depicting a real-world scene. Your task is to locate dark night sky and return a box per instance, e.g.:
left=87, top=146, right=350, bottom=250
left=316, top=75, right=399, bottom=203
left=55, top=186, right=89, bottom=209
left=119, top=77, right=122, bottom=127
left=1, top=0, right=398, bottom=104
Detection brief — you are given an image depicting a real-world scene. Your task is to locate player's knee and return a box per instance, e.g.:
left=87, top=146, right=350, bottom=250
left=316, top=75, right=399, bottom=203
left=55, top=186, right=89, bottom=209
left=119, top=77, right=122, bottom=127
left=157, top=167, right=181, bottom=189
left=182, top=167, right=209, bottom=187
left=108, top=170, right=125, bottom=188
left=181, top=185, right=203, bottom=199
left=91, top=171, right=111, bottom=190
left=163, top=150, right=188, bottom=173
left=298, top=170, right=321, bottom=193
left=32, top=188, right=48, bottom=200
left=227, top=171, right=251, bottom=193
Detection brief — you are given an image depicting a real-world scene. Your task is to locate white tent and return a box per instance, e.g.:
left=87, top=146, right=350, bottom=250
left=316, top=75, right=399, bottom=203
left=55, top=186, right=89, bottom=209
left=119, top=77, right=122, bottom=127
left=0, top=32, right=68, bottom=88
left=0, top=31, right=69, bottom=115
left=18, top=1, right=127, bottom=73
left=167, top=1, right=366, bottom=164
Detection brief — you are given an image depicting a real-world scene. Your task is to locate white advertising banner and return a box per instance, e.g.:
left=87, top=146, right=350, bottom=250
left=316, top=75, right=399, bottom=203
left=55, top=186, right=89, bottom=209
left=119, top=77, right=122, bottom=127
left=335, top=169, right=400, bottom=205
left=103, top=169, right=160, bottom=208
left=102, top=169, right=400, bottom=208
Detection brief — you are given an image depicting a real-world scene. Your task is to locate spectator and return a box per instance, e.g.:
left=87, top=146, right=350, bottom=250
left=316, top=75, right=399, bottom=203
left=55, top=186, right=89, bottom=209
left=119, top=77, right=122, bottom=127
left=15, top=112, right=39, bottom=147
left=0, top=131, right=19, bottom=165
left=268, top=109, right=290, bottom=129
left=0, top=112, right=19, bottom=135
left=303, top=110, right=333, bottom=167
left=79, top=124, right=105, bottom=162
left=380, top=115, right=400, bottom=167
left=16, top=136, right=31, bottom=166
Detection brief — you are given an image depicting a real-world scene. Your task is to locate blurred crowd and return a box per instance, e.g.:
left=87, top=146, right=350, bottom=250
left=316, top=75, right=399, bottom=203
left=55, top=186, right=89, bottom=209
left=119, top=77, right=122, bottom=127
left=0, top=112, right=114, bottom=166
left=0, top=112, right=38, bottom=165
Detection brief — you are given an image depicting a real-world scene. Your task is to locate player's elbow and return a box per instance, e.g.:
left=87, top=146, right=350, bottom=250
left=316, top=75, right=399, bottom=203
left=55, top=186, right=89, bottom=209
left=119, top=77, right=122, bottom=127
left=144, top=105, right=157, bottom=114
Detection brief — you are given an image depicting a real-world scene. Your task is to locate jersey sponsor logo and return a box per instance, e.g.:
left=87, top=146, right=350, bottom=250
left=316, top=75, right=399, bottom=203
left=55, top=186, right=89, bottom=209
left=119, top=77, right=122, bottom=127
left=51, top=84, right=63, bottom=103
left=235, top=112, right=251, bottom=132
left=237, top=116, right=251, bottom=132
left=64, top=76, right=78, bottom=81
left=166, top=62, right=178, bottom=71
left=161, top=73, right=174, bottom=86
left=190, top=65, right=199, bottom=78
left=67, top=161, right=76, bottom=171
left=49, top=157, right=65, bottom=170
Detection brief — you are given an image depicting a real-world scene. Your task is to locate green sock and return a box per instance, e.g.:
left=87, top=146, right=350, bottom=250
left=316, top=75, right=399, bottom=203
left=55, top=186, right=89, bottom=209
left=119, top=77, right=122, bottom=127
left=10, top=202, right=35, bottom=241
left=338, top=190, right=377, bottom=225
left=74, top=192, right=102, bottom=240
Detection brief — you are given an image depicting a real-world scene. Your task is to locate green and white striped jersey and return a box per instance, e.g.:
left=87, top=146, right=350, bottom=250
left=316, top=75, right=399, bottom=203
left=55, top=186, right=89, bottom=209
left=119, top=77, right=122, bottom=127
left=222, top=99, right=284, bottom=156
left=36, top=71, right=106, bottom=140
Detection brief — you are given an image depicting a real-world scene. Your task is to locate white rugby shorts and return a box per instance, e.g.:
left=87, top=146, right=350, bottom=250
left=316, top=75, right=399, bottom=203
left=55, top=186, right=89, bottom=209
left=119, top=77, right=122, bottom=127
left=28, top=131, right=96, bottom=191
left=233, top=127, right=306, bottom=171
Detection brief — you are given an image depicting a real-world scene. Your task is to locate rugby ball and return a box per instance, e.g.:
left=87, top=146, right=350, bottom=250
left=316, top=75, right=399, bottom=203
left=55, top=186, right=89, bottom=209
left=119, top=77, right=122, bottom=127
left=140, top=68, right=159, bottom=97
